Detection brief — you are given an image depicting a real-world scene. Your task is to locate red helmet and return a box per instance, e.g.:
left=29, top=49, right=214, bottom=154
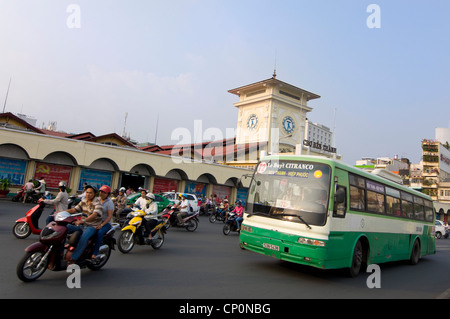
left=99, top=185, right=111, bottom=194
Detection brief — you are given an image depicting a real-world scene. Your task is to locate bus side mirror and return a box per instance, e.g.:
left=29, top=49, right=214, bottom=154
left=335, top=187, right=345, bottom=204
left=333, top=186, right=346, bottom=218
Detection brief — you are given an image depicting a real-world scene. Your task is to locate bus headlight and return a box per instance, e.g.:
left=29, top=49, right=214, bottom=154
left=241, top=225, right=252, bottom=233
left=297, top=237, right=325, bottom=247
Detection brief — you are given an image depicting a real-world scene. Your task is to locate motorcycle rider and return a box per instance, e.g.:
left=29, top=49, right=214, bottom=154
left=143, top=193, right=159, bottom=244
left=219, top=199, right=229, bottom=218
left=44, top=181, right=69, bottom=224
left=66, top=185, right=103, bottom=264
left=133, top=189, right=149, bottom=210
left=92, top=185, right=114, bottom=260
left=230, top=200, right=244, bottom=231
left=113, top=187, right=127, bottom=220
left=34, top=177, right=46, bottom=197
left=22, top=179, right=34, bottom=203
left=176, top=194, right=190, bottom=226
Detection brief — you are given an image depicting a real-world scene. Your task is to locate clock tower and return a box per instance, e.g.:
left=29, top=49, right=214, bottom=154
left=228, top=73, right=320, bottom=157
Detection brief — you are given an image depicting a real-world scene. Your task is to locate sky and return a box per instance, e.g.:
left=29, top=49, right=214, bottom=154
left=1, top=0, right=449, bottom=166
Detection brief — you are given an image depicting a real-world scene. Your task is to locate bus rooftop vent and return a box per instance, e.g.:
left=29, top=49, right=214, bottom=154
left=371, top=169, right=403, bottom=184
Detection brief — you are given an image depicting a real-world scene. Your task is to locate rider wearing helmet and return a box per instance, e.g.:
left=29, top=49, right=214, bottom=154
left=44, top=181, right=69, bottom=224
left=230, top=200, right=244, bottom=231
left=176, top=194, right=190, bottom=225
left=113, top=187, right=127, bottom=220
left=143, top=193, right=159, bottom=244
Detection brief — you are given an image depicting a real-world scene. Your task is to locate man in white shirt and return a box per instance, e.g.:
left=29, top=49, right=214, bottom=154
left=176, top=194, right=190, bottom=225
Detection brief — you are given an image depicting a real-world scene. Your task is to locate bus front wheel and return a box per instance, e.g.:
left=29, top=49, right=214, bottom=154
left=348, top=240, right=364, bottom=277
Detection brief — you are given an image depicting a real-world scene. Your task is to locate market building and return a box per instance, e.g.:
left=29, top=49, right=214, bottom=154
left=0, top=112, right=251, bottom=202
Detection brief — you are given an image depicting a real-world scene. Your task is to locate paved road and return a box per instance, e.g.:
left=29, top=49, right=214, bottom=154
left=0, top=200, right=449, bottom=300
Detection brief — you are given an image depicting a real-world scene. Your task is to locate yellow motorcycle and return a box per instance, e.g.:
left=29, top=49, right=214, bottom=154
left=117, top=209, right=166, bottom=254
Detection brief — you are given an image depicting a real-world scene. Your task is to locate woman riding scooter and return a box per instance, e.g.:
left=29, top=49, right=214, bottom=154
left=65, top=185, right=103, bottom=265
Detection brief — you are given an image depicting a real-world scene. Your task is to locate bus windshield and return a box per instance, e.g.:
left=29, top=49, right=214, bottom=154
left=246, top=159, right=331, bottom=227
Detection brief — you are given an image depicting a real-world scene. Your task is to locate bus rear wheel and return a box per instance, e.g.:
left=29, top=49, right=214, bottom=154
left=409, top=239, right=420, bottom=265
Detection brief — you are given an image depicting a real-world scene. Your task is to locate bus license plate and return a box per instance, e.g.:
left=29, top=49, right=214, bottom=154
left=263, top=243, right=280, bottom=251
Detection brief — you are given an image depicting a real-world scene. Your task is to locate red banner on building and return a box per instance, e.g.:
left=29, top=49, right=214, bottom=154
left=152, top=177, right=178, bottom=194
left=34, top=162, right=72, bottom=188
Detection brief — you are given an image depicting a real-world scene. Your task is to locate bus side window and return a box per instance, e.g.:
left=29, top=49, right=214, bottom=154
left=333, top=186, right=347, bottom=218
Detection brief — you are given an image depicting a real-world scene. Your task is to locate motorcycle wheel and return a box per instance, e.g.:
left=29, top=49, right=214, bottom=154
left=151, top=231, right=164, bottom=250
left=186, top=219, right=198, bottom=232
left=13, top=222, right=31, bottom=239
left=223, top=224, right=231, bottom=235
left=118, top=230, right=135, bottom=254
left=87, top=245, right=111, bottom=270
left=209, top=214, right=216, bottom=223
left=17, top=250, right=49, bottom=282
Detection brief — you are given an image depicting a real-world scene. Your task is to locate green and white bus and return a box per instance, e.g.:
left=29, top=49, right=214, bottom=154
left=239, top=155, right=436, bottom=277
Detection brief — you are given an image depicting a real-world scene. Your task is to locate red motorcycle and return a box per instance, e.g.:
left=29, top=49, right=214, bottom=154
left=11, top=187, right=25, bottom=202
left=161, top=205, right=199, bottom=232
left=12, top=200, right=47, bottom=239
left=17, top=211, right=119, bottom=282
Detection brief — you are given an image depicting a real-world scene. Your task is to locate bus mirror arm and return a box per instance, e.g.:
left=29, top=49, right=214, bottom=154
left=239, top=174, right=260, bottom=186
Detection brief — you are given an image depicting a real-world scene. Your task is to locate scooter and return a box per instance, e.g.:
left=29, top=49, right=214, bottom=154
left=209, top=206, right=227, bottom=223
left=161, top=205, right=199, bottom=232
left=16, top=211, right=119, bottom=282
left=11, top=187, right=25, bottom=202
left=24, top=190, right=45, bottom=204
left=223, top=212, right=240, bottom=235
left=117, top=208, right=166, bottom=254
left=12, top=200, right=47, bottom=239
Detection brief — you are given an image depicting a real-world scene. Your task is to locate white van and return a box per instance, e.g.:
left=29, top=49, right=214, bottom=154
left=161, top=192, right=199, bottom=213
left=435, top=220, right=448, bottom=239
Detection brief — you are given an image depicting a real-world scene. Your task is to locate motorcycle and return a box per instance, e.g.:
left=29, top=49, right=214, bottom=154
left=25, top=190, right=45, bottom=203
left=223, top=212, right=240, bottom=235
left=16, top=211, right=119, bottom=282
left=12, top=200, right=47, bottom=239
left=11, top=187, right=25, bottom=202
left=117, top=209, right=166, bottom=253
left=209, top=206, right=227, bottom=223
left=161, top=205, right=199, bottom=232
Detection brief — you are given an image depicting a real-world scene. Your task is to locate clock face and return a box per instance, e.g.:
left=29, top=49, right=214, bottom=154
left=282, top=116, right=295, bottom=134
left=247, top=114, right=258, bottom=130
